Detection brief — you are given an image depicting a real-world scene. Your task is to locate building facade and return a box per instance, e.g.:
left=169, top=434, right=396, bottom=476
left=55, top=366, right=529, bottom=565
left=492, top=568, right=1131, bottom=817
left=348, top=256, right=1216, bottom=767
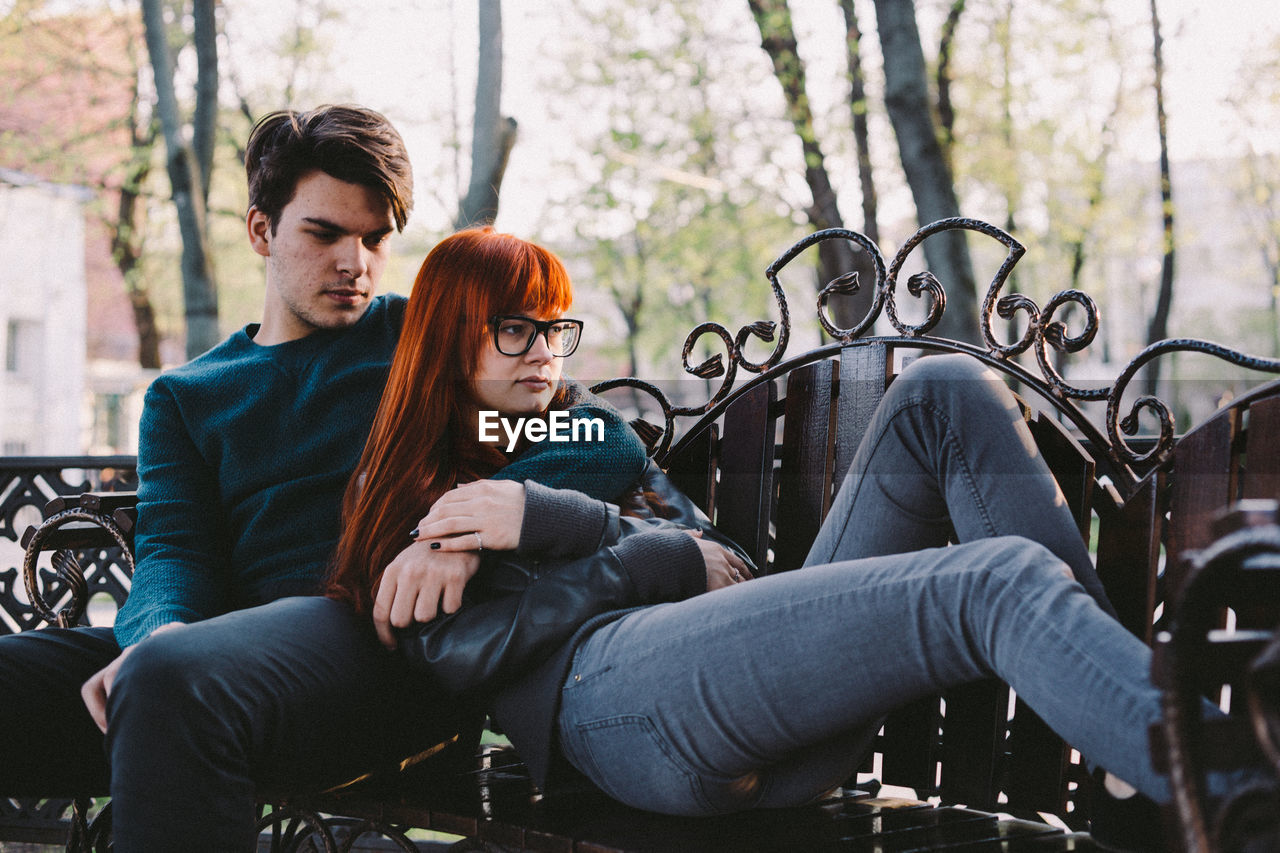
left=0, top=169, right=88, bottom=456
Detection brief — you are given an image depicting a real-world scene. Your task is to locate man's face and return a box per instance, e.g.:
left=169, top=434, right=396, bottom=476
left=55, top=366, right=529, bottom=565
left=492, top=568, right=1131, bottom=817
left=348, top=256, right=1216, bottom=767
left=247, top=170, right=395, bottom=345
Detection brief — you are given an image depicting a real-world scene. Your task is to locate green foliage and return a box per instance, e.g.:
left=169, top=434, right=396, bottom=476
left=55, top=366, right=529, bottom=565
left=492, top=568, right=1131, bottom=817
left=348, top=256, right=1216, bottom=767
left=536, top=0, right=806, bottom=381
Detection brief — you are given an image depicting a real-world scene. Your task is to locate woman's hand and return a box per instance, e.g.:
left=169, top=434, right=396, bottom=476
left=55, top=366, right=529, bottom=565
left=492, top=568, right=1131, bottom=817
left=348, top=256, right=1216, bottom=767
left=686, top=530, right=754, bottom=591
left=372, top=543, right=482, bottom=649
left=411, top=480, right=526, bottom=552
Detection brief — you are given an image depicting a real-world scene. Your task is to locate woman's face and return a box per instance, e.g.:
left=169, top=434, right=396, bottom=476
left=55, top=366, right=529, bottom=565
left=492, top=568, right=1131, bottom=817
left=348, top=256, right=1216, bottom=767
left=471, top=311, right=572, bottom=415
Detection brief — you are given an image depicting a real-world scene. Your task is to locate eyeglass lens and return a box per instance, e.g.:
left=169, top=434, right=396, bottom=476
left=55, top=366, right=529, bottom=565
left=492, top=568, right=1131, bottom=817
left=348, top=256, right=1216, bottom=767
left=495, top=317, right=581, bottom=356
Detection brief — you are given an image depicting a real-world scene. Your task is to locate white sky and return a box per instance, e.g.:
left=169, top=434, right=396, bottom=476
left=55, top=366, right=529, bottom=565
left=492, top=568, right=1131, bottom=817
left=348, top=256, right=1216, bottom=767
left=25, top=0, right=1279, bottom=233
left=221, top=0, right=1275, bottom=235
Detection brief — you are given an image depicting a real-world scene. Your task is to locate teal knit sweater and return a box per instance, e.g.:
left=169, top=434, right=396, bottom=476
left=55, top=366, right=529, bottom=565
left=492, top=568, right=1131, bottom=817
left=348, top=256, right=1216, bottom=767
left=115, top=294, right=648, bottom=648
left=115, top=295, right=407, bottom=647
left=491, top=381, right=648, bottom=502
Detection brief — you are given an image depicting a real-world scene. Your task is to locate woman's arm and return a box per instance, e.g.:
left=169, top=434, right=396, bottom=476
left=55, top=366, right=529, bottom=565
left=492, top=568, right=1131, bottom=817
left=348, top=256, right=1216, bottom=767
left=490, top=396, right=648, bottom=501
left=413, top=386, right=649, bottom=557
left=400, top=527, right=707, bottom=695
left=398, top=469, right=756, bottom=695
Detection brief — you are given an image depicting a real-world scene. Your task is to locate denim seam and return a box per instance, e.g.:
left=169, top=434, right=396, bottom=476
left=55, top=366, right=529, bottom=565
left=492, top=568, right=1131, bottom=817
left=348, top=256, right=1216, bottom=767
left=599, top=559, right=985, bottom=664
left=572, top=713, right=714, bottom=812
left=817, top=393, right=997, bottom=562
left=1004, top=587, right=1152, bottom=715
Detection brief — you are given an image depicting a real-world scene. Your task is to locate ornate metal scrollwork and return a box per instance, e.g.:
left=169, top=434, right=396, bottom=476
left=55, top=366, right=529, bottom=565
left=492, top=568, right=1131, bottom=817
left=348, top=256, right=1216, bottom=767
left=594, top=219, right=1280, bottom=472
left=21, top=506, right=134, bottom=628
left=256, top=805, right=421, bottom=853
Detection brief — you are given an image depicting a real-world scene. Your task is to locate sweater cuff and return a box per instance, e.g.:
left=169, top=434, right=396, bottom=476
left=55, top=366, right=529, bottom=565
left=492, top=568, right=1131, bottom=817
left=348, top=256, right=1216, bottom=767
left=518, top=480, right=609, bottom=557
left=613, top=529, right=707, bottom=603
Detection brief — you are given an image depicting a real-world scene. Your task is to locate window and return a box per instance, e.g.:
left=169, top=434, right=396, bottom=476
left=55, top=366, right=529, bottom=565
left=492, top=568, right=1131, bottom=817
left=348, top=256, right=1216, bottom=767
left=4, top=318, right=40, bottom=378
left=4, top=318, right=18, bottom=373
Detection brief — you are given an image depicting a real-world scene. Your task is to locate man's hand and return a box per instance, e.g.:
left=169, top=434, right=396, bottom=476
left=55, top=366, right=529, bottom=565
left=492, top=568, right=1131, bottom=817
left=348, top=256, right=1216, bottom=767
left=81, top=621, right=185, bottom=733
left=686, top=530, right=754, bottom=591
left=410, top=480, right=525, bottom=552
left=372, top=543, right=482, bottom=649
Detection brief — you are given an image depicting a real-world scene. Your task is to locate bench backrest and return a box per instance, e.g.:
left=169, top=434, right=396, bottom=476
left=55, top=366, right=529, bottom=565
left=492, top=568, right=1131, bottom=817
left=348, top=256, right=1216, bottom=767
left=647, top=340, right=1101, bottom=819
left=597, top=222, right=1280, bottom=824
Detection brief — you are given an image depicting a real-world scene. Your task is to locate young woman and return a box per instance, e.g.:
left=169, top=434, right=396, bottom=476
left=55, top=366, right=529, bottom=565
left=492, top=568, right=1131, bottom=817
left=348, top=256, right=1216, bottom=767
left=328, top=227, right=750, bottom=651
left=331, top=228, right=1184, bottom=844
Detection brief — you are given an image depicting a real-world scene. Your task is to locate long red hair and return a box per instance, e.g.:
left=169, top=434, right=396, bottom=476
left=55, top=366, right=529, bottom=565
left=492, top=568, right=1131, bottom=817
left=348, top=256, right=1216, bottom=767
left=327, top=227, right=574, bottom=613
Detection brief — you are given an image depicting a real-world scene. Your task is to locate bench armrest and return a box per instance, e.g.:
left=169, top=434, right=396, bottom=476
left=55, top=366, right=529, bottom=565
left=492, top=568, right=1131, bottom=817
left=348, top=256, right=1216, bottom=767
left=20, top=491, right=138, bottom=628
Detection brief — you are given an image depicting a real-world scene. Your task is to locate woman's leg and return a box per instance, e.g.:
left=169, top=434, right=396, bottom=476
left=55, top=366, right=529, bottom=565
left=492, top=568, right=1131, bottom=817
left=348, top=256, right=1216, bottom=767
left=807, top=354, right=1114, bottom=615
left=557, top=537, right=1164, bottom=817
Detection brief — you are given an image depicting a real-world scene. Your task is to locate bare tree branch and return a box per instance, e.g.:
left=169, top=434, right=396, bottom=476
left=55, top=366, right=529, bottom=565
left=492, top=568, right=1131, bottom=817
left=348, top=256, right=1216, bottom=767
left=455, top=0, right=518, bottom=229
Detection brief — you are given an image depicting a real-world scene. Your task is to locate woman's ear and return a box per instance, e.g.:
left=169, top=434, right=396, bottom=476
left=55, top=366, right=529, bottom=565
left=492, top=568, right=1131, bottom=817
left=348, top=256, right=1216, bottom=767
left=246, top=206, right=272, bottom=258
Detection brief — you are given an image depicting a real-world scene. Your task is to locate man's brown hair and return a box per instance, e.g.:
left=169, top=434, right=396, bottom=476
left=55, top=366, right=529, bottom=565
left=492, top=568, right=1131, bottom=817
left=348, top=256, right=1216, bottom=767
left=245, top=105, right=413, bottom=232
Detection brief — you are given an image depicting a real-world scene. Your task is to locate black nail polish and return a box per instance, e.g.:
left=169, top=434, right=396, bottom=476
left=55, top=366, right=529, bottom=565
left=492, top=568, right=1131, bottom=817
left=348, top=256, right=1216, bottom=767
left=408, top=528, right=419, bottom=539
left=430, top=541, right=441, bottom=550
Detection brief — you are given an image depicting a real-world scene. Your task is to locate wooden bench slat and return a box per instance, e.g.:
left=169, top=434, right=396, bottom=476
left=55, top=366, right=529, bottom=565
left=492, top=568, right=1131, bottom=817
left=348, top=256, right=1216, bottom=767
left=879, top=697, right=942, bottom=797
left=774, top=360, right=835, bottom=573
left=664, top=422, right=717, bottom=517
left=713, top=381, right=778, bottom=572
left=20, top=523, right=123, bottom=552
left=938, top=679, right=1007, bottom=810
left=1165, top=409, right=1238, bottom=598
left=832, top=346, right=890, bottom=493
left=1243, top=393, right=1280, bottom=501
left=1005, top=700, right=1074, bottom=817
left=1095, top=475, right=1162, bottom=643
left=77, top=491, right=138, bottom=514
left=1029, top=414, right=1096, bottom=542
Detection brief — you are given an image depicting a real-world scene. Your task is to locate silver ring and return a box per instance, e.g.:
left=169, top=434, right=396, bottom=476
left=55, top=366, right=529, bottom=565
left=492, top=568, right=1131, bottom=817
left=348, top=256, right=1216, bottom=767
left=474, top=531, right=483, bottom=551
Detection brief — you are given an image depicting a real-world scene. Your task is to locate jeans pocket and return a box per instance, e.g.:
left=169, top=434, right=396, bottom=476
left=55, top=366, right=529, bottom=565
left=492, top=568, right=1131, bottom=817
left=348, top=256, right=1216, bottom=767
left=566, top=714, right=713, bottom=816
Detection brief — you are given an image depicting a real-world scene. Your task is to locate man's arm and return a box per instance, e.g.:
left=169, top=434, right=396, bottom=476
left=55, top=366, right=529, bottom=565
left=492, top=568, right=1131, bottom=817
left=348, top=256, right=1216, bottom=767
left=113, top=380, right=233, bottom=647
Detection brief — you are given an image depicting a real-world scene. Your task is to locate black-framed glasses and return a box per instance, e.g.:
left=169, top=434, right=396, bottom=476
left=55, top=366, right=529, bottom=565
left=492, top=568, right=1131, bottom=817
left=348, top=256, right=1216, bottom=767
left=489, top=315, right=584, bottom=357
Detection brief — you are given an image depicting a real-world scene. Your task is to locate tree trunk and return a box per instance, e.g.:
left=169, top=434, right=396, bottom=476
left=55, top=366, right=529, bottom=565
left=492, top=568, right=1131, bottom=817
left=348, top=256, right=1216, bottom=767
left=749, top=0, right=875, bottom=333
left=838, top=0, right=879, bottom=245
left=192, top=0, right=218, bottom=204
left=113, top=94, right=162, bottom=370
left=1145, top=0, right=1175, bottom=394
left=935, top=0, right=965, bottom=171
left=455, top=0, right=518, bottom=229
left=872, top=0, right=978, bottom=342
left=114, top=175, right=162, bottom=370
left=141, top=0, right=219, bottom=360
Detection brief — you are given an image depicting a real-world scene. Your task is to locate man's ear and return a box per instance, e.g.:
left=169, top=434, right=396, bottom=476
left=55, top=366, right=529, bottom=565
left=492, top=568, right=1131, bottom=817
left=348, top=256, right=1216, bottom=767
left=246, top=206, right=272, bottom=258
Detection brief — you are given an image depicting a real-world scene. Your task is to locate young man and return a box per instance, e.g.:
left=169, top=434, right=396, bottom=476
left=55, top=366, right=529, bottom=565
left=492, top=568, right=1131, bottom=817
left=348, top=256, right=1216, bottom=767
left=0, top=105, right=471, bottom=851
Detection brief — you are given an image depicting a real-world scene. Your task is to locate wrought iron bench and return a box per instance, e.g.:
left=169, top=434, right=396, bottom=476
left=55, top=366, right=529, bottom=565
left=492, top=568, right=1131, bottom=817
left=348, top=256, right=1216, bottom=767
left=7, top=220, right=1280, bottom=852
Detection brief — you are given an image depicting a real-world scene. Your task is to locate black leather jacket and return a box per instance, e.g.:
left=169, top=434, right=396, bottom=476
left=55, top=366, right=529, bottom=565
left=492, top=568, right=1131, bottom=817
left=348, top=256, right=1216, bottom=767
left=398, top=460, right=754, bottom=786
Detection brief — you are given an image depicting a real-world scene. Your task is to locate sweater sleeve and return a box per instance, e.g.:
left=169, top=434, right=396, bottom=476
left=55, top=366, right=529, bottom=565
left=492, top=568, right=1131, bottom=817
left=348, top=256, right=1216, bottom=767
left=491, top=399, right=648, bottom=501
left=517, top=480, right=610, bottom=558
left=114, top=379, right=232, bottom=647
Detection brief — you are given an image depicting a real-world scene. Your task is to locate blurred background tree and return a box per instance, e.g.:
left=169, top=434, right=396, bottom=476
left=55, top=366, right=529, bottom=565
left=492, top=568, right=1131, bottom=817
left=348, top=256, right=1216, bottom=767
left=1, top=0, right=1276, bottom=415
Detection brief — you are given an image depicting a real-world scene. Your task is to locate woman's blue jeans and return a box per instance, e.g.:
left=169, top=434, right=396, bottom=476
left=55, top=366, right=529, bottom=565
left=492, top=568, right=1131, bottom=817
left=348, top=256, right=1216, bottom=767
left=557, top=354, right=1168, bottom=815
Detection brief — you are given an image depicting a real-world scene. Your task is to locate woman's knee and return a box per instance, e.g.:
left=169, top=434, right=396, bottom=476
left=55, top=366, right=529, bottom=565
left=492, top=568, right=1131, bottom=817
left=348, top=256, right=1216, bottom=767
left=898, top=352, right=991, bottom=385
left=893, top=354, right=1017, bottom=416
left=977, top=536, right=1078, bottom=596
